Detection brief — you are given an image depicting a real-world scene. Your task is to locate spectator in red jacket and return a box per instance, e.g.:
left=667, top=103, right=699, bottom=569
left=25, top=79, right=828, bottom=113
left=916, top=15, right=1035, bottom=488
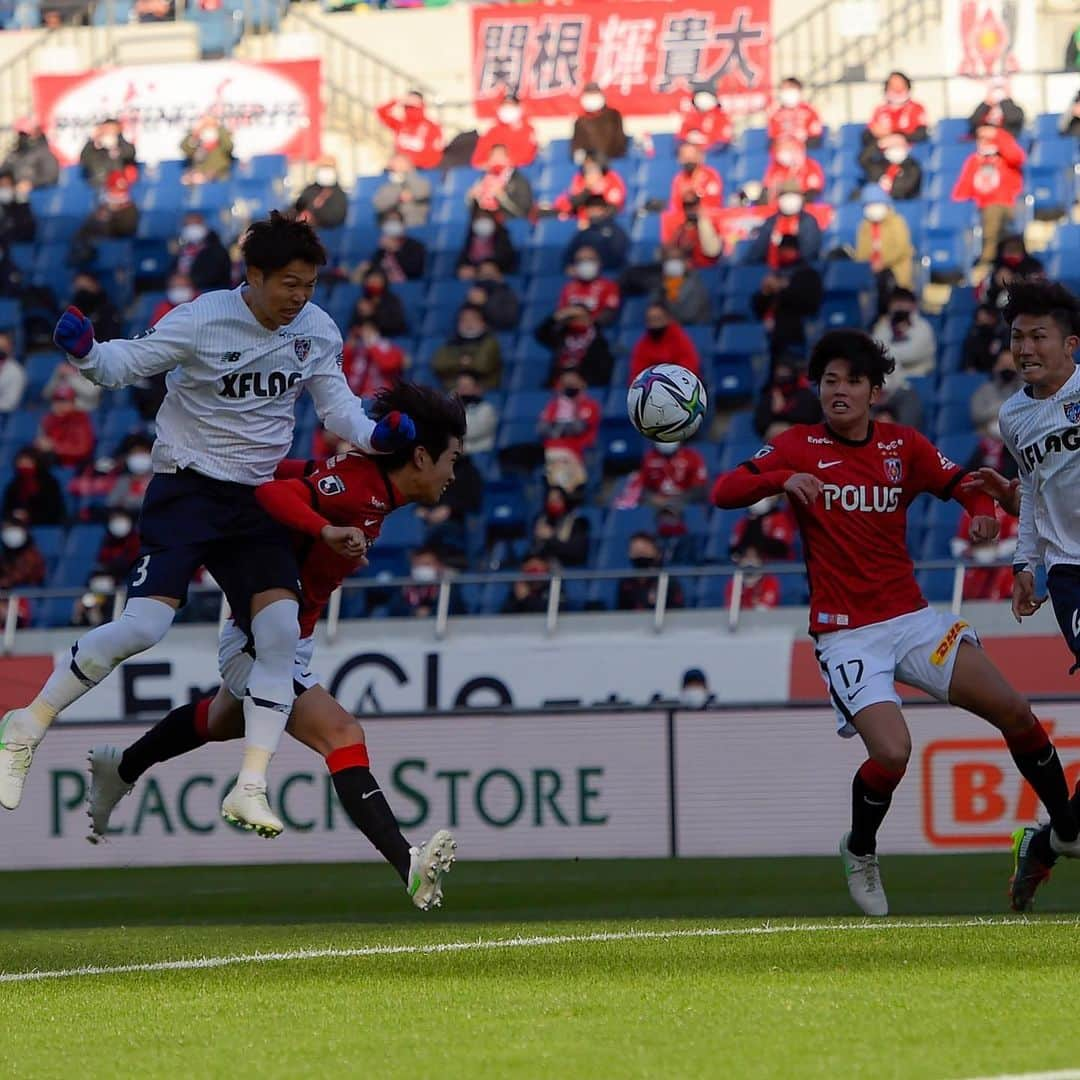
left=669, top=142, right=723, bottom=214
left=150, top=271, right=195, bottom=327
left=375, top=91, right=444, bottom=170
left=472, top=93, right=538, bottom=169
left=639, top=441, right=708, bottom=508
left=535, top=303, right=615, bottom=387
left=629, top=302, right=702, bottom=381
left=729, top=493, right=797, bottom=561
left=762, top=135, right=825, bottom=203
left=677, top=87, right=733, bottom=152
left=951, top=505, right=1017, bottom=601
left=537, top=368, right=601, bottom=494
left=0, top=519, right=45, bottom=628
left=36, top=385, right=95, bottom=467
left=342, top=318, right=407, bottom=398
left=557, top=245, right=621, bottom=327
left=952, top=125, right=1026, bottom=264
left=662, top=191, right=723, bottom=269
left=767, top=77, right=824, bottom=146
left=553, top=152, right=626, bottom=224
left=724, top=539, right=782, bottom=610
left=864, top=71, right=929, bottom=145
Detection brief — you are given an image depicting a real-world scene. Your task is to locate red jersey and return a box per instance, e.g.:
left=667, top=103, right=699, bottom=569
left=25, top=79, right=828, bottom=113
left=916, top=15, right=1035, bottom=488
left=557, top=277, right=621, bottom=320
left=256, top=453, right=404, bottom=638
left=762, top=157, right=825, bottom=201
left=767, top=103, right=823, bottom=143
left=629, top=323, right=702, bottom=381
left=640, top=446, right=708, bottom=498
left=668, top=165, right=723, bottom=213
left=867, top=99, right=928, bottom=140
left=554, top=171, right=627, bottom=222
left=472, top=120, right=538, bottom=168
left=711, top=422, right=994, bottom=634
left=375, top=102, right=444, bottom=169
left=538, top=393, right=601, bottom=458
left=951, top=130, right=1026, bottom=209
left=677, top=106, right=733, bottom=150
left=725, top=574, right=781, bottom=610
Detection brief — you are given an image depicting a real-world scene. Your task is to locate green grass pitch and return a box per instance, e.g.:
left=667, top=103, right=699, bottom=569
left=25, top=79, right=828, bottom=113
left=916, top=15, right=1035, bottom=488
left=2, top=856, right=1080, bottom=1079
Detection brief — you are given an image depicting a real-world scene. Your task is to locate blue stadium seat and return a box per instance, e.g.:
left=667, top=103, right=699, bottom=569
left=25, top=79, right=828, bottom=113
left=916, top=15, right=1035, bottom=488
left=1026, top=166, right=1074, bottom=219
left=1048, top=221, right=1080, bottom=252
left=1043, top=252, right=1080, bottom=294
left=182, top=181, right=232, bottom=213
left=236, top=155, right=288, bottom=184
left=936, top=433, right=979, bottom=467
left=822, top=260, right=875, bottom=295
left=932, top=117, right=971, bottom=144
left=920, top=226, right=971, bottom=281
left=939, top=371, right=985, bottom=405
left=373, top=511, right=425, bottom=552
left=933, top=400, right=976, bottom=438
left=710, top=357, right=757, bottom=399
left=925, top=201, right=976, bottom=231
left=504, top=390, right=550, bottom=422
left=834, top=123, right=866, bottom=153
left=3, top=408, right=43, bottom=445
left=731, top=153, right=769, bottom=188
left=828, top=202, right=865, bottom=247
left=532, top=216, right=580, bottom=249
left=598, top=418, right=646, bottom=474
left=1029, top=139, right=1077, bottom=169
left=537, top=162, right=578, bottom=198
left=927, top=143, right=972, bottom=177
left=819, top=295, right=866, bottom=331
left=715, top=322, right=768, bottom=358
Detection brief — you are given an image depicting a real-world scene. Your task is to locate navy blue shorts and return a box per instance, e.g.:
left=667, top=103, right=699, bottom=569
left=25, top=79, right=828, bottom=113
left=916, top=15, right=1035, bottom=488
left=1047, top=564, right=1080, bottom=674
left=127, top=469, right=299, bottom=630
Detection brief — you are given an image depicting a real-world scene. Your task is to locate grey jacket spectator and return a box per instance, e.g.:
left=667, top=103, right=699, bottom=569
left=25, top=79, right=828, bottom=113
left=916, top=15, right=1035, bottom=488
left=42, top=359, right=101, bottom=411
left=970, top=352, right=1019, bottom=431
left=456, top=372, right=498, bottom=454
left=870, top=288, right=936, bottom=380
left=79, top=121, right=137, bottom=188
left=647, top=252, right=712, bottom=325
left=1, top=126, right=59, bottom=189
left=295, top=163, right=349, bottom=230
left=373, top=154, right=433, bottom=227
left=0, top=342, right=26, bottom=412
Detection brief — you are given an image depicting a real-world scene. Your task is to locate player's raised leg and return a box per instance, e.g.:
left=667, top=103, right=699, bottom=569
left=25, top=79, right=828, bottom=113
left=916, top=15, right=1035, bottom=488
left=947, top=639, right=1080, bottom=863
left=841, top=702, right=909, bottom=917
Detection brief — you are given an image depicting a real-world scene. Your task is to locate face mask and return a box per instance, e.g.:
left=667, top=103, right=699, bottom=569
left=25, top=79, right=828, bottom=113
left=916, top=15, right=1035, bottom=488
left=181, top=223, right=207, bottom=245
left=388, top=171, right=405, bottom=184
left=89, top=575, right=115, bottom=594
left=575, top=260, right=599, bottom=281
left=472, top=218, right=496, bottom=238
left=199, top=130, right=218, bottom=147
left=126, top=451, right=153, bottom=475
left=1, top=526, right=26, bottom=549
left=0, top=188, right=12, bottom=205
left=693, top=93, right=717, bottom=111
left=167, top=285, right=194, bottom=306
left=996, top=368, right=1018, bottom=384
left=412, top=563, right=438, bottom=583
left=497, top=105, right=522, bottom=124
left=1001, top=253, right=1023, bottom=268
left=545, top=497, right=566, bottom=518
left=681, top=161, right=697, bottom=174
left=315, top=167, right=338, bottom=187
left=581, top=94, right=605, bottom=113
left=884, top=146, right=908, bottom=165
left=778, top=88, right=801, bottom=108
left=682, top=686, right=709, bottom=709
left=459, top=393, right=482, bottom=406
left=885, top=90, right=910, bottom=106
left=778, top=193, right=803, bottom=216
left=562, top=385, right=582, bottom=399
left=655, top=440, right=679, bottom=457
left=646, top=325, right=666, bottom=340
left=630, top=555, right=659, bottom=570
left=382, top=219, right=405, bottom=239
left=364, top=281, right=385, bottom=296
left=99, top=133, right=119, bottom=150
left=775, top=151, right=796, bottom=167
left=662, top=259, right=686, bottom=278
left=863, top=202, right=888, bottom=223
left=458, top=324, right=484, bottom=340
left=977, top=144, right=996, bottom=157
left=108, top=516, right=132, bottom=538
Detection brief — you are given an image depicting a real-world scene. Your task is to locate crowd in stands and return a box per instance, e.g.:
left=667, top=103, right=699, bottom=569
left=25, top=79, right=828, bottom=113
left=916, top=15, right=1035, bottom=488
left=0, top=61, right=1078, bottom=624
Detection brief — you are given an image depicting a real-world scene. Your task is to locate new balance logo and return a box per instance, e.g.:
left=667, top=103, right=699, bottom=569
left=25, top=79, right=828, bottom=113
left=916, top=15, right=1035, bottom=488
left=817, top=459, right=843, bottom=469
left=221, top=351, right=242, bottom=363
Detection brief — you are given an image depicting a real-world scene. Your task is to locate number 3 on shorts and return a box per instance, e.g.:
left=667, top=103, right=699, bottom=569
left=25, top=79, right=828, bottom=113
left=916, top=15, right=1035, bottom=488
left=131, top=554, right=150, bottom=588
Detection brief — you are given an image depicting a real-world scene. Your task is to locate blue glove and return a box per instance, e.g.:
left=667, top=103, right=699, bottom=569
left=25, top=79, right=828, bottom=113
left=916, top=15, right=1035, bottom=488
left=53, top=306, right=95, bottom=359
left=371, top=410, right=416, bottom=453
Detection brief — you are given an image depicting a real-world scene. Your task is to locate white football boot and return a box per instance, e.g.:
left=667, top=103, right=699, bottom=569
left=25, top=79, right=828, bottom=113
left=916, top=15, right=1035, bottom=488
left=86, top=746, right=134, bottom=843
left=840, top=832, right=889, bottom=917
left=408, top=829, right=457, bottom=911
left=0, top=709, right=41, bottom=810
left=221, top=780, right=283, bottom=838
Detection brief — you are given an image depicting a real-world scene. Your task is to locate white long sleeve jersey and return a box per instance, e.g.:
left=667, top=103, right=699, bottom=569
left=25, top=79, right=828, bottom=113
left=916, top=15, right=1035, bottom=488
left=998, top=364, right=1080, bottom=574
left=71, top=287, right=377, bottom=485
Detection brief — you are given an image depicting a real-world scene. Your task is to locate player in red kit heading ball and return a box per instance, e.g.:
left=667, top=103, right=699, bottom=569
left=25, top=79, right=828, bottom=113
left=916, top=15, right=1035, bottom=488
left=712, top=329, right=1080, bottom=916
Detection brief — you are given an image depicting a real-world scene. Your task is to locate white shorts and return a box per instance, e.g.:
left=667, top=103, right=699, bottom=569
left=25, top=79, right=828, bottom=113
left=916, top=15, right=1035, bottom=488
left=813, top=607, right=979, bottom=738
left=217, top=620, right=320, bottom=701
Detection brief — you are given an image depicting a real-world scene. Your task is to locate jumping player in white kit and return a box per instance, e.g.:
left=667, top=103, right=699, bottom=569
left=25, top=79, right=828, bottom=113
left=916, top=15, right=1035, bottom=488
left=0, top=211, right=415, bottom=836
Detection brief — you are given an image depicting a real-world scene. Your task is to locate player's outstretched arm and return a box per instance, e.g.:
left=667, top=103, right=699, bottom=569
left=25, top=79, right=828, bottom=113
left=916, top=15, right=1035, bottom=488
left=711, top=462, right=820, bottom=508
left=961, top=467, right=1021, bottom=517
left=54, top=304, right=192, bottom=389
left=255, top=477, right=366, bottom=558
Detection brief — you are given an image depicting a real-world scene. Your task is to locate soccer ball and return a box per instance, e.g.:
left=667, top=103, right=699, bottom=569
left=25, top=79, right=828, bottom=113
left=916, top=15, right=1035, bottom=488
left=626, top=364, right=708, bottom=443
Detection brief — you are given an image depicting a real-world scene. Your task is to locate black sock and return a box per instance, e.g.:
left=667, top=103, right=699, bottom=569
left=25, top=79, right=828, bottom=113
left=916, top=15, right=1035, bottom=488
left=1006, top=725, right=1078, bottom=842
left=1030, top=825, right=1058, bottom=867
left=118, top=699, right=209, bottom=784
left=330, top=756, right=411, bottom=883
left=848, top=760, right=904, bottom=857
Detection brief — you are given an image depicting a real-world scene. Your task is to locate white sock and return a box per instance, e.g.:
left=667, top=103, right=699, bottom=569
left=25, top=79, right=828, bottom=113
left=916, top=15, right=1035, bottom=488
left=237, top=745, right=273, bottom=788
left=239, top=599, right=299, bottom=766
left=31, top=598, right=175, bottom=724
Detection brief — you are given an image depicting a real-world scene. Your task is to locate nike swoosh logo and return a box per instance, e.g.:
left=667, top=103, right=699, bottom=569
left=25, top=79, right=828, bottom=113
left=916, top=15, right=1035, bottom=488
left=1037, top=749, right=1056, bottom=767
left=848, top=686, right=867, bottom=701
left=361, top=789, right=383, bottom=800
left=864, top=796, right=889, bottom=807
left=818, top=459, right=843, bottom=469
left=1072, top=608, right=1080, bottom=640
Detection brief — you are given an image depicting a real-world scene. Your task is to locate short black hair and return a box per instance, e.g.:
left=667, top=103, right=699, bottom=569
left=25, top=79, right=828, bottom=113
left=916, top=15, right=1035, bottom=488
left=1001, top=278, right=1080, bottom=338
left=241, top=211, right=326, bottom=275
left=888, top=287, right=917, bottom=305
left=781, top=76, right=803, bottom=88
left=368, top=380, right=466, bottom=471
left=885, top=70, right=912, bottom=89
left=808, top=329, right=895, bottom=388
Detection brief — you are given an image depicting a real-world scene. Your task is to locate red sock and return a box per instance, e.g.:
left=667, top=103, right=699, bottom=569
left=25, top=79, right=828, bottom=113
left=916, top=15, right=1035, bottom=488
left=193, top=697, right=212, bottom=741
left=325, top=743, right=370, bottom=772
left=1004, top=719, right=1049, bottom=755
left=857, top=758, right=906, bottom=794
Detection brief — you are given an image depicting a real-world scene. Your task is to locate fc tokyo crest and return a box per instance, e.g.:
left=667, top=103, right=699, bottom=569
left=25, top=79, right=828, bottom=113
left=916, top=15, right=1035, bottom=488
left=294, top=338, right=312, bottom=364
left=884, top=457, right=903, bottom=483
left=1063, top=401, right=1080, bottom=424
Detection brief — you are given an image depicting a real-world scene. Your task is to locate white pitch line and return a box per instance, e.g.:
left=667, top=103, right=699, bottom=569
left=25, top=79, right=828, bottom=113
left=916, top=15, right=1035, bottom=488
left=959, top=1072, right=1080, bottom=1080
left=1, top=916, right=1076, bottom=986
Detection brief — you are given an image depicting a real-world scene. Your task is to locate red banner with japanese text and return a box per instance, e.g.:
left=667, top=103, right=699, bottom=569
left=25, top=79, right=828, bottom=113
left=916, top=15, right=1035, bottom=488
left=471, top=0, right=772, bottom=119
